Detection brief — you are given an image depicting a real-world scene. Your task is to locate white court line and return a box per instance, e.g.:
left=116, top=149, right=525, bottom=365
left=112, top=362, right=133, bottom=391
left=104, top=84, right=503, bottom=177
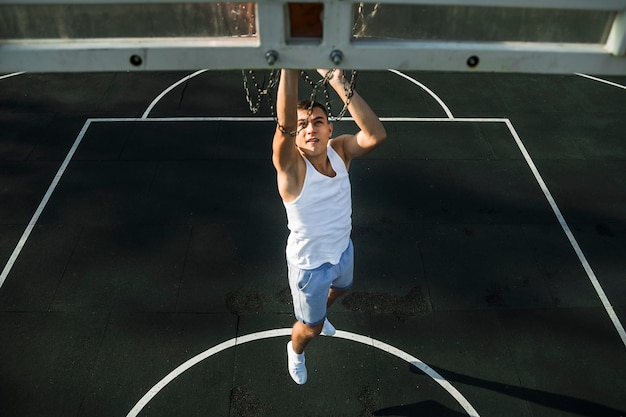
left=0, top=113, right=622, bottom=415
left=126, top=328, right=480, bottom=417
left=142, top=70, right=456, bottom=121
left=505, top=119, right=626, bottom=347
left=0, top=119, right=92, bottom=288
left=0, top=75, right=621, bottom=416
left=0, top=71, right=25, bottom=81
left=2, top=111, right=624, bottom=346
left=3, top=114, right=626, bottom=349
left=575, top=73, right=626, bottom=90
left=142, top=69, right=208, bottom=119
left=388, top=69, right=455, bottom=119
left=81, top=116, right=501, bottom=124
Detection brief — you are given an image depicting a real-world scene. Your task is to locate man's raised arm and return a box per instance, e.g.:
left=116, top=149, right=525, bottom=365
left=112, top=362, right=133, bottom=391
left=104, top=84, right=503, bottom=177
left=272, top=69, right=305, bottom=202
left=321, top=69, right=387, bottom=162
left=272, top=69, right=300, bottom=173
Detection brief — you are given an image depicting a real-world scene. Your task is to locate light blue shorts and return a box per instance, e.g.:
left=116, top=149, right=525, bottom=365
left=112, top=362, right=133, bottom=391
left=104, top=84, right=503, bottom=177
left=288, top=240, right=354, bottom=326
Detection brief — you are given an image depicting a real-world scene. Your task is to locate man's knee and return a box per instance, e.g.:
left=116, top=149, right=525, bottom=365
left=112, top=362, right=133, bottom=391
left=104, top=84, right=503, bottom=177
left=309, top=321, right=324, bottom=337
left=329, top=287, right=348, bottom=296
left=296, top=320, right=324, bottom=338
left=327, top=287, right=349, bottom=306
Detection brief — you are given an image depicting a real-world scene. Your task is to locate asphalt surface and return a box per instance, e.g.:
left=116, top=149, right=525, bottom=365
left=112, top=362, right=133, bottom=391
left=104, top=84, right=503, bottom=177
left=1, top=69, right=625, bottom=417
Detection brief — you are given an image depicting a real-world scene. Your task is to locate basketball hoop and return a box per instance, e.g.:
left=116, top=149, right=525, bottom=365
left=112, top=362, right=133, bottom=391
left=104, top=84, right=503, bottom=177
left=242, top=69, right=357, bottom=136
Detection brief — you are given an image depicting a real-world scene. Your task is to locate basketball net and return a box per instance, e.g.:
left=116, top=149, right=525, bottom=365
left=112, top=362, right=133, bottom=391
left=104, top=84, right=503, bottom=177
left=242, top=69, right=357, bottom=136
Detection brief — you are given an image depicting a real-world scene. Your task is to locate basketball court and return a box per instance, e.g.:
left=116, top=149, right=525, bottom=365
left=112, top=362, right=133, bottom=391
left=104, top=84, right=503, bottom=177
left=1, top=66, right=625, bottom=417
left=2, top=1, right=626, bottom=416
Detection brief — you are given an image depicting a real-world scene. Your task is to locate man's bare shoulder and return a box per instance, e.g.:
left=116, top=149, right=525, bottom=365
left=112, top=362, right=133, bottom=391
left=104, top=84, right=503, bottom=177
left=329, top=134, right=357, bottom=166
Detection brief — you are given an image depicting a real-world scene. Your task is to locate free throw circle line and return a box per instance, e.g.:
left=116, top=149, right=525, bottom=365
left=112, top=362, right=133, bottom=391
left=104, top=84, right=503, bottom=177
left=126, top=328, right=479, bottom=417
left=142, top=69, right=208, bottom=119
left=0, top=71, right=26, bottom=81
left=388, top=69, right=455, bottom=119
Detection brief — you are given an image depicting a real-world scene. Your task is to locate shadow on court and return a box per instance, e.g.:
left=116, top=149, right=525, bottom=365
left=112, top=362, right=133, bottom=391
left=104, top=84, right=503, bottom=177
left=423, top=365, right=626, bottom=417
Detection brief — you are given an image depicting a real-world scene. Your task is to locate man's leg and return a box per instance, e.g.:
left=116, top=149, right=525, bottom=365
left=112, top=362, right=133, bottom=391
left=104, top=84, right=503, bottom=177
left=326, top=240, right=353, bottom=309
left=286, top=252, right=350, bottom=383
left=290, top=287, right=345, bottom=343
left=327, top=287, right=348, bottom=307
left=320, top=287, right=348, bottom=337
left=291, top=320, right=323, bottom=354
left=287, top=320, right=323, bottom=384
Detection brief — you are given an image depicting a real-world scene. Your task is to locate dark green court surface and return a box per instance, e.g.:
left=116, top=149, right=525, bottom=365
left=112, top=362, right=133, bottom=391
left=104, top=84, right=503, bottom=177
left=1, top=70, right=625, bottom=417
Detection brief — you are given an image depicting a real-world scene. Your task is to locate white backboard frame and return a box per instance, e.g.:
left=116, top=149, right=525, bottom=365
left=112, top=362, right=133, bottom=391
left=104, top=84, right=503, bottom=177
left=1, top=0, right=625, bottom=74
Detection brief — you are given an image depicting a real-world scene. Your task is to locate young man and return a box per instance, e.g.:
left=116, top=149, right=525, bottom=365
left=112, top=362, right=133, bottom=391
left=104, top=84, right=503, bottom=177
left=272, top=69, right=386, bottom=384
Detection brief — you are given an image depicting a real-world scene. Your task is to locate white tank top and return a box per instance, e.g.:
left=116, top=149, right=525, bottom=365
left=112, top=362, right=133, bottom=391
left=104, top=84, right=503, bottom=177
left=283, top=144, right=352, bottom=269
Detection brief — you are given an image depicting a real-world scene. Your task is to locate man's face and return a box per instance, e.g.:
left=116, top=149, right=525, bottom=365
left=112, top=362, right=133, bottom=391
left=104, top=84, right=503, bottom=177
left=295, top=106, right=333, bottom=155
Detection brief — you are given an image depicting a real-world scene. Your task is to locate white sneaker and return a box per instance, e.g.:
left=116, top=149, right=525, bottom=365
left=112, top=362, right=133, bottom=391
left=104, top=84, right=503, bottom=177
left=320, top=318, right=336, bottom=336
left=287, top=341, right=307, bottom=384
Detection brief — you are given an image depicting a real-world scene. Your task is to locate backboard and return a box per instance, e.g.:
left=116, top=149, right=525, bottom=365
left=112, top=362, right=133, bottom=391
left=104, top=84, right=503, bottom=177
left=1, top=0, right=625, bottom=74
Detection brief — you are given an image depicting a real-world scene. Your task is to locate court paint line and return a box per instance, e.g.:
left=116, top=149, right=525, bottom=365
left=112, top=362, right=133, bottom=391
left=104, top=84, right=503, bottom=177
left=82, top=116, right=503, bottom=124
left=126, top=328, right=480, bottom=417
left=0, top=71, right=25, bottom=81
left=142, top=69, right=208, bottom=119
left=388, top=69, right=455, bottom=119
left=575, top=73, right=626, bottom=90
left=141, top=70, right=456, bottom=121
left=89, top=116, right=275, bottom=124
left=2, top=115, right=622, bottom=349
left=0, top=119, right=92, bottom=288
left=505, top=119, right=626, bottom=348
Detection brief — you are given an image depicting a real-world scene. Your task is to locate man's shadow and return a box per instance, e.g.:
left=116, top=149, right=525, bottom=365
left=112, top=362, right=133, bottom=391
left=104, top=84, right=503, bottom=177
left=374, top=399, right=467, bottom=416
left=373, top=364, right=625, bottom=416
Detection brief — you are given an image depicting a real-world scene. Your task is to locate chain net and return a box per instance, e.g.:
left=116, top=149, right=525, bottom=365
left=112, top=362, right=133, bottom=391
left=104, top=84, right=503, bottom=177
left=242, top=69, right=357, bottom=136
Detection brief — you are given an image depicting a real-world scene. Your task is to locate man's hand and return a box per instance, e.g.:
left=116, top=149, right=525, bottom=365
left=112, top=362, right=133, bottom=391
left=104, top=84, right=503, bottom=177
left=317, top=68, right=340, bottom=82
left=316, top=69, right=386, bottom=164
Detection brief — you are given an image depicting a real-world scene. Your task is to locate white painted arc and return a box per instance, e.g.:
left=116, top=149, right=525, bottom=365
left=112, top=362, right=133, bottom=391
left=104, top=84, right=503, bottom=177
left=142, top=69, right=456, bottom=121
left=388, top=69, right=455, bottom=119
left=0, top=71, right=26, bottom=81
left=142, top=69, right=209, bottom=119
left=125, top=328, right=480, bottom=417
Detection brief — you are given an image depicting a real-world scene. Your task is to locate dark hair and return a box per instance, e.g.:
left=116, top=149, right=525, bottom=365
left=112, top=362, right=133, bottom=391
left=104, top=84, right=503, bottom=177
left=297, top=99, right=328, bottom=119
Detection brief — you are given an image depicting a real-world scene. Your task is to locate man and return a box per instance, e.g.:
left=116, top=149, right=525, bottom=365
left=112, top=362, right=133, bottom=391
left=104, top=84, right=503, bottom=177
left=272, top=69, right=386, bottom=384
